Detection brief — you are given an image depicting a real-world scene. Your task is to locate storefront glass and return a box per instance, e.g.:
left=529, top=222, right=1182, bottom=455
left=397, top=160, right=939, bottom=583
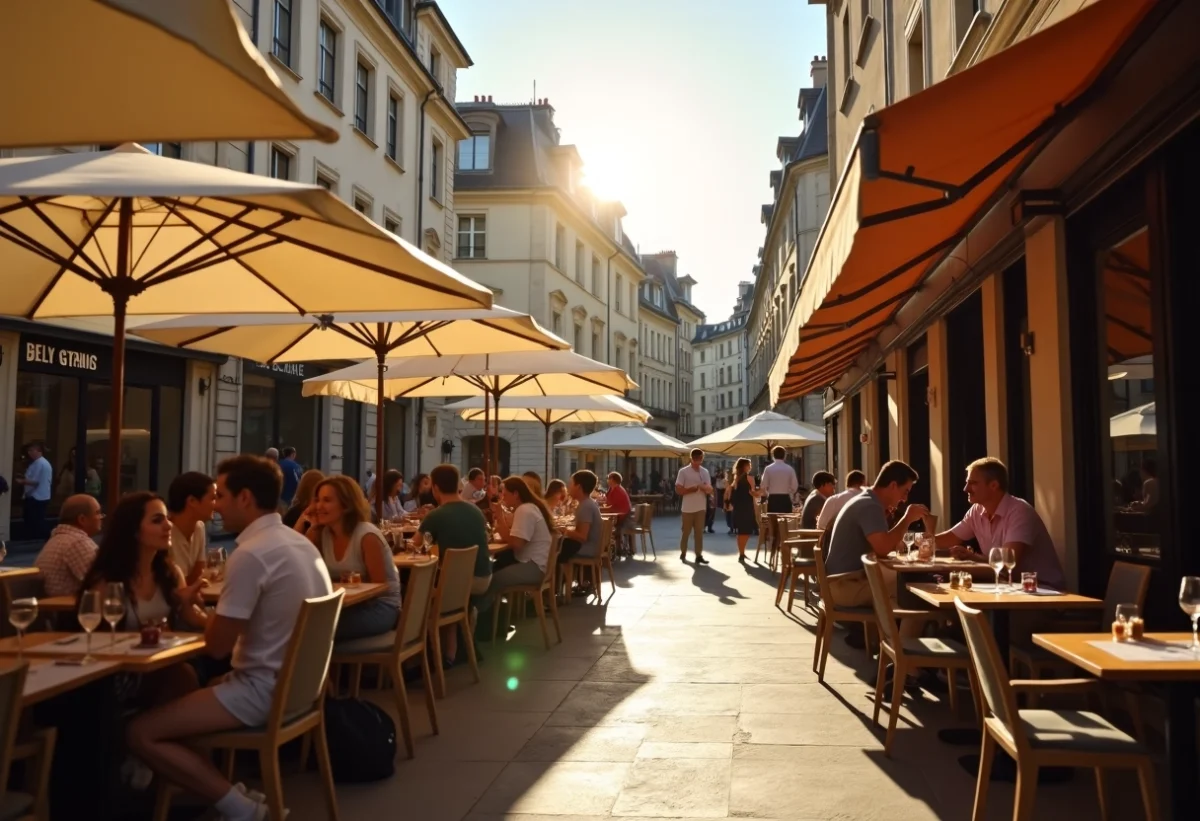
left=239, top=363, right=321, bottom=467
left=85, top=384, right=153, bottom=501
left=10, top=373, right=78, bottom=519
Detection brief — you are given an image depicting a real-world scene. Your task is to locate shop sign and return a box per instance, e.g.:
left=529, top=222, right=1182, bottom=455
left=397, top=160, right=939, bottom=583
left=20, top=337, right=105, bottom=374
left=243, top=360, right=324, bottom=382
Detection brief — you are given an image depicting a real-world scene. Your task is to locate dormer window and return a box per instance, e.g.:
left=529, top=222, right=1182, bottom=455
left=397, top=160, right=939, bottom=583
left=457, top=132, right=491, bottom=171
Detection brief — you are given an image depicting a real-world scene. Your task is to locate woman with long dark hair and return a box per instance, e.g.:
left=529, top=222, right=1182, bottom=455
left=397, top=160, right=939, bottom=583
left=481, top=476, right=555, bottom=621
left=730, top=458, right=760, bottom=563
left=283, top=468, right=324, bottom=529
left=370, top=468, right=405, bottom=521
left=404, top=473, right=435, bottom=511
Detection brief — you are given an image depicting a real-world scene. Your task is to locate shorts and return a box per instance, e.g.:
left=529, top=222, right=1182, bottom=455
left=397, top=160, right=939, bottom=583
left=212, top=671, right=275, bottom=727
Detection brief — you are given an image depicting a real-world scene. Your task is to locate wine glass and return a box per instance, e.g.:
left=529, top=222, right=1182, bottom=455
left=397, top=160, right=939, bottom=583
left=103, top=582, right=126, bottom=648
left=902, top=532, right=917, bottom=563
left=0, top=540, right=7, bottom=563
left=1002, top=547, right=1017, bottom=591
left=988, top=548, right=1005, bottom=592
left=422, top=531, right=434, bottom=554
left=9, top=597, right=38, bottom=662
left=1179, top=577, right=1200, bottom=653
left=78, top=590, right=102, bottom=663
left=205, top=547, right=227, bottom=582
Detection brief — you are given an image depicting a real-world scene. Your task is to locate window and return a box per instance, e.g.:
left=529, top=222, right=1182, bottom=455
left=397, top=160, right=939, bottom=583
left=628, top=282, right=635, bottom=314
left=354, top=61, right=372, bottom=133
left=429, top=45, right=441, bottom=83
left=592, top=331, right=601, bottom=359
left=700, top=395, right=706, bottom=412
left=700, top=373, right=706, bottom=389
left=318, top=20, right=337, bottom=103
left=269, top=146, right=292, bottom=180
left=591, top=256, right=600, bottom=296
left=615, top=345, right=623, bottom=370
left=382, top=0, right=414, bottom=38
left=628, top=350, right=635, bottom=376
left=457, top=133, right=491, bottom=171
left=386, top=94, right=400, bottom=160
left=701, top=419, right=707, bottom=434
left=738, top=387, right=743, bottom=405
left=573, top=325, right=583, bottom=351
left=353, top=195, right=371, bottom=217
left=384, top=216, right=400, bottom=235
left=456, top=215, right=486, bottom=259
left=575, top=241, right=585, bottom=285
left=554, top=224, right=566, bottom=269
left=842, top=12, right=852, bottom=88
left=616, top=275, right=623, bottom=312
left=316, top=172, right=335, bottom=191
left=272, top=0, right=293, bottom=66
left=906, top=17, right=925, bottom=96
left=552, top=311, right=562, bottom=335
left=144, top=143, right=182, bottom=158
left=430, top=139, right=443, bottom=200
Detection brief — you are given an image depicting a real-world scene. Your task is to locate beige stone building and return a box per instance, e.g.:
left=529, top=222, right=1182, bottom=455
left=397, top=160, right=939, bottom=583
left=447, top=98, right=646, bottom=479
left=773, top=0, right=1199, bottom=632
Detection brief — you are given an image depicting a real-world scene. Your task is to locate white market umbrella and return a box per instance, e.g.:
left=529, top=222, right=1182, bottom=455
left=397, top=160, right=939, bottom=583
left=688, top=410, right=825, bottom=457
left=556, top=425, right=689, bottom=477
left=3, top=0, right=338, bottom=148
left=133, top=308, right=565, bottom=517
left=0, top=145, right=492, bottom=509
left=1110, top=401, right=1156, bottom=448
left=304, top=351, right=637, bottom=476
left=446, top=395, right=651, bottom=478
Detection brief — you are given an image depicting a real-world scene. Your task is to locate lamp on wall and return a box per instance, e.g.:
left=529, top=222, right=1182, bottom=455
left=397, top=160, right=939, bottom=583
left=441, top=438, right=454, bottom=456
left=198, top=377, right=210, bottom=396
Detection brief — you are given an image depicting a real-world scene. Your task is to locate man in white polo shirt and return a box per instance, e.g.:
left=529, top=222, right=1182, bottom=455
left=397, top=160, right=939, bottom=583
left=676, top=448, right=712, bottom=565
left=127, top=455, right=332, bottom=821
left=759, top=446, right=799, bottom=514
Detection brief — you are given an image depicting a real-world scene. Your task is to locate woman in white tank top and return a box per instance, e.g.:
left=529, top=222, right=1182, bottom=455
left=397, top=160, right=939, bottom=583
left=303, top=476, right=402, bottom=641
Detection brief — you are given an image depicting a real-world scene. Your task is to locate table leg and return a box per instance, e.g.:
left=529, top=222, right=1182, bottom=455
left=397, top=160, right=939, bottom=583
left=1166, top=682, right=1199, bottom=820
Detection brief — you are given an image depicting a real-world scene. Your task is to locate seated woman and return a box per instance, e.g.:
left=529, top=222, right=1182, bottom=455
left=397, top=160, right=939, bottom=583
left=544, top=479, right=568, bottom=515
left=403, top=473, right=435, bottom=513
left=282, top=468, right=324, bottom=530
left=82, top=491, right=207, bottom=705
left=371, top=468, right=406, bottom=522
left=480, top=477, right=554, bottom=627
left=301, top=475, right=402, bottom=641
left=522, top=471, right=543, bottom=498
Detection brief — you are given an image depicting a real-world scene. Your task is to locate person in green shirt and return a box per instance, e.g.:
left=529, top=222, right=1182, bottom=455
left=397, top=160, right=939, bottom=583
left=420, top=463, right=493, bottom=666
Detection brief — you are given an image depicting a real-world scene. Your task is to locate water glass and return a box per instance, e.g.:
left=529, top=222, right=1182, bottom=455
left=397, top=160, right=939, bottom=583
left=1179, top=576, right=1200, bottom=653
left=9, top=597, right=38, bottom=662
left=78, top=590, right=102, bottom=662
left=103, top=582, right=126, bottom=647
left=896, top=539, right=910, bottom=562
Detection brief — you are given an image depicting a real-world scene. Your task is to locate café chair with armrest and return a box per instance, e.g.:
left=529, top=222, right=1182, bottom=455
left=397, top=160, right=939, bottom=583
left=954, top=598, right=1158, bottom=821
left=492, top=536, right=562, bottom=650
left=331, top=560, right=439, bottom=759
left=428, top=547, right=482, bottom=698
left=153, top=590, right=345, bottom=821
left=812, top=547, right=877, bottom=682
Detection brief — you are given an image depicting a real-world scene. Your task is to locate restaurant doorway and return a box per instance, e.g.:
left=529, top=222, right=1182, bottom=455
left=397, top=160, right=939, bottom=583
left=1002, top=260, right=1034, bottom=501
left=946, top=290, right=988, bottom=523
left=906, top=338, right=931, bottom=509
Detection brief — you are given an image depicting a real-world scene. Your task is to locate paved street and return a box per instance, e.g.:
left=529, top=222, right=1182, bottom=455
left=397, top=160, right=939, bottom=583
left=277, top=519, right=1148, bottom=819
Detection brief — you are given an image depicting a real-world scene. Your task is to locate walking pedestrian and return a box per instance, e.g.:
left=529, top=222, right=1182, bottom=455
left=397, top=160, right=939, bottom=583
left=18, top=443, right=52, bottom=539
left=675, top=448, right=712, bottom=565
left=759, top=446, right=798, bottom=514
left=730, top=458, right=760, bottom=562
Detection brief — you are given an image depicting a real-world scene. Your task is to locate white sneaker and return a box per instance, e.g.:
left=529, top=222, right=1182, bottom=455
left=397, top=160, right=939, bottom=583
left=228, top=791, right=289, bottom=820
left=234, top=783, right=266, bottom=804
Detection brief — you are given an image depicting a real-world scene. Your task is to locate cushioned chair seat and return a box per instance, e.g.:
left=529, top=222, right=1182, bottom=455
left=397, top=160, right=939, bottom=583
left=334, top=630, right=397, bottom=655
left=1019, top=709, right=1145, bottom=754
left=791, top=558, right=816, bottom=567
left=0, top=791, right=34, bottom=821
left=900, top=636, right=969, bottom=658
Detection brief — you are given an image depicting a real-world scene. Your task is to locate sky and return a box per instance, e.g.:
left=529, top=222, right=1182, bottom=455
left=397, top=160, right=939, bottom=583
left=437, top=0, right=828, bottom=323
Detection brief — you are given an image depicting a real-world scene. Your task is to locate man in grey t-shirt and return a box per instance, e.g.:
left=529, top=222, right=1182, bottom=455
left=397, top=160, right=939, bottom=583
left=825, top=460, right=928, bottom=608
left=559, top=470, right=603, bottom=563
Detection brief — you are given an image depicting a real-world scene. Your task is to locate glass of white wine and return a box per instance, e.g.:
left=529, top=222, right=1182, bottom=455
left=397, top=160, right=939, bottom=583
left=9, top=597, right=38, bottom=663
left=0, top=540, right=7, bottom=563
left=902, top=531, right=917, bottom=563
left=103, top=582, right=126, bottom=648
left=77, top=590, right=102, bottom=663
left=1002, top=547, right=1017, bottom=591
left=988, top=547, right=1005, bottom=593
left=1179, top=576, right=1200, bottom=654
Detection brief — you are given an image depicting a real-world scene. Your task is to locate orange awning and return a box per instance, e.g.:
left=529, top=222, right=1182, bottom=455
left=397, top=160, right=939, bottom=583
left=770, top=0, right=1158, bottom=404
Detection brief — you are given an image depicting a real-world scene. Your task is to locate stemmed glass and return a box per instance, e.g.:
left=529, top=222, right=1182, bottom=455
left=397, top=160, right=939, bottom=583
left=204, top=547, right=227, bottom=582
left=77, top=590, right=102, bottom=663
left=902, top=532, right=917, bottom=564
left=422, top=531, right=434, bottom=555
left=988, top=548, right=1005, bottom=593
left=0, top=540, right=7, bottom=563
left=9, top=597, right=38, bottom=663
left=1179, top=577, right=1200, bottom=653
left=1002, top=547, right=1017, bottom=591
left=103, top=583, right=126, bottom=648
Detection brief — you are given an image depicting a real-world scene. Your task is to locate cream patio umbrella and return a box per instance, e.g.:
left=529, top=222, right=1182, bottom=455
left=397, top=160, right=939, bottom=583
left=2, top=0, right=338, bottom=148
left=687, top=410, right=825, bottom=457
left=131, top=308, right=567, bottom=517
left=555, top=425, right=689, bottom=481
left=0, top=145, right=492, bottom=509
left=303, top=351, right=637, bottom=477
left=445, top=395, right=651, bottom=478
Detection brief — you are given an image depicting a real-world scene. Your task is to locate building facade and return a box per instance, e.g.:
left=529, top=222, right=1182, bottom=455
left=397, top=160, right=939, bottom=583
left=774, top=0, right=1198, bottom=625
left=446, top=98, right=646, bottom=480
left=0, top=0, right=472, bottom=539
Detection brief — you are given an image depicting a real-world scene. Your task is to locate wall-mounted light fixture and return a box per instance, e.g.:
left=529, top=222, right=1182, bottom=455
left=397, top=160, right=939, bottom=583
left=1019, top=331, right=1035, bottom=357
left=198, top=377, right=210, bottom=396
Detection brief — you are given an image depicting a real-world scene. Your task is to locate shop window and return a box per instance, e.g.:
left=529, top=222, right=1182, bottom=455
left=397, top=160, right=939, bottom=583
left=10, top=373, right=79, bottom=522
left=157, top=386, right=183, bottom=497
left=85, top=384, right=153, bottom=502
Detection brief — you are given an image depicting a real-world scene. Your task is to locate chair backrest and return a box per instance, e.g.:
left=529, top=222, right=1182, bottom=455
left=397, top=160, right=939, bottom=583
left=638, top=503, right=653, bottom=529
left=272, top=590, right=345, bottom=725
left=541, top=535, right=562, bottom=586
left=1103, top=561, right=1153, bottom=624
left=954, top=598, right=1023, bottom=744
left=397, top=559, right=439, bottom=650
left=861, top=555, right=898, bottom=649
left=0, top=662, right=28, bottom=796
left=598, top=515, right=616, bottom=559
left=0, top=576, right=47, bottom=638
left=813, top=547, right=834, bottom=604
left=435, top=547, right=479, bottom=618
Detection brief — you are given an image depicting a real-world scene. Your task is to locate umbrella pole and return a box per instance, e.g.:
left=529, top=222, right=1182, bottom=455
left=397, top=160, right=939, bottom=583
left=493, top=389, right=503, bottom=478
left=375, top=350, right=386, bottom=522
left=482, top=392, right=491, bottom=478
left=105, top=198, right=134, bottom=514
left=544, top=420, right=551, bottom=481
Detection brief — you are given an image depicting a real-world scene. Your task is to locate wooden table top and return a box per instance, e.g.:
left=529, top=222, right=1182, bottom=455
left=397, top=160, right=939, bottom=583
left=41, top=580, right=388, bottom=611
left=0, top=567, right=40, bottom=580
left=881, top=555, right=994, bottom=574
left=394, top=544, right=506, bottom=568
left=14, top=658, right=121, bottom=706
left=1032, top=632, right=1200, bottom=682
left=906, top=582, right=1104, bottom=611
left=0, top=631, right=206, bottom=674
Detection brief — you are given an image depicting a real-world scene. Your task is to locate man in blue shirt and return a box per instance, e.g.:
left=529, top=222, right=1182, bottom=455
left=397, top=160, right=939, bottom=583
left=277, top=447, right=303, bottom=506
left=18, top=443, right=52, bottom=539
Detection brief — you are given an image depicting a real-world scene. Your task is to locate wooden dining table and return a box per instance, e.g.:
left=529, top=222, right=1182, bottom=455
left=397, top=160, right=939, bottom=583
left=36, top=580, right=389, bottom=612
left=393, top=543, right=508, bottom=568
left=0, top=631, right=208, bottom=676
left=1033, top=631, right=1200, bottom=819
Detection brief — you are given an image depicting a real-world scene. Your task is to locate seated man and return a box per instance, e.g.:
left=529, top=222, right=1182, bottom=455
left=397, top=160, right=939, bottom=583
left=800, top=471, right=836, bottom=528
left=558, top=470, right=601, bottom=565
left=934, top=457, right=1066, bottom=590
left=34, top=493, right=103, bottom=597
left=167, top=471, right=216, bottom=585
left=816, top=470, right=867, bottom=532
left=127, top=455, right=332, bottom=821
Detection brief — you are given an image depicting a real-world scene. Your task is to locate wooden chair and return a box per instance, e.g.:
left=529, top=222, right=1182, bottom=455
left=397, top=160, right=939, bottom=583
left=752, top=500, right=772, bottom=564
left=811, top=547, right=877, bottom=683
left=774, top=519, right=822, bottom=611
left=428, top=547, right=481, bottom=699
left=563, top=516, right=616, bottom=606
left=862, top=555, right=977, bottom=756
left=954, top=598, right=1158, bottom=821
left=627, top=503, right=656, bottom=558
left=491, top=536, right=563, bottom=649
left=331, top=560, right=439, bottom=759
left=0, top=662, right=56, bottom=821
left=153, top=590, right=345, bottom=821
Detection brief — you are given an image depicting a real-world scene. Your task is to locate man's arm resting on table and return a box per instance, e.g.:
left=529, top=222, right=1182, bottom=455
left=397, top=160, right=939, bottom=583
left=204, top=613, right=245, bottom=659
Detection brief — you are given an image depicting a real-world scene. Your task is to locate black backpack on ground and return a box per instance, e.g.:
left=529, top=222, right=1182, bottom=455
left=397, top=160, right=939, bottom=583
left=323, top=696, right=396, bottom=783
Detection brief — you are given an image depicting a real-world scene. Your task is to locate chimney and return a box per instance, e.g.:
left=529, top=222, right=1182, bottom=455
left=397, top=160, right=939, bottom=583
left=487, top=95, right=493, bottom=103
left=811, top=55, right=828, bottom=89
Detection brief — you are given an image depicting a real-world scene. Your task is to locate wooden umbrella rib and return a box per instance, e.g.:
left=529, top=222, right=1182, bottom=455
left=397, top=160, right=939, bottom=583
left=265, top=322, right=320, bottom=363
left=177, top=326, right=239, bottom=348
left=475, top=319, right=561, bottom=349
left=21, top=196, right=113, bottom=279
left=0, top=195, right=55, bottom=217
left=129, top=197, right=186, bottom=273
left=141, top=235, right=289, bottom=287
left=9, top=198, right=118, bottom=316
left=392, top=375, right=439, bottom=399
left=138, top=201, right=260, bottom=279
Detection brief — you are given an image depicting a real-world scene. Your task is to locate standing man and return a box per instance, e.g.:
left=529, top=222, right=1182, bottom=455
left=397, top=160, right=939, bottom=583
left=18, top=443, right=52, bottom=539
left=800, top=471, right=836, bottom=528
left=168, top=472, right=217, bottom=585
left=675, top=448, right=712, bottom=565
left=264, top=447, right=279, bottom=463
left=277, top=447, right=303, bottom=507
left=759, top=446, right=798, bottom=514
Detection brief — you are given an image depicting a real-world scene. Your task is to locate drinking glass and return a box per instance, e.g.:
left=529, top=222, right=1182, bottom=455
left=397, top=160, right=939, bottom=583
left=9, top=598, right=38, bottom=662
left=1179, top=577, right=1200, bottom=653
left=988, top=548, right=1005, bottom=592
left=896, top=539, right=910, bottom=562
left=422, top=531, right=434, bottom=554
left=902, top=532, right=917, bottom=563
left=103, top=582, right=126, bottom=648
left=78, top=590, right=102, bottom=663
left=1002, top=547, right=1017, bottom=591
left=0, top=540, right=7, bottom=563
left=205, top=547, right=227, bottom=581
